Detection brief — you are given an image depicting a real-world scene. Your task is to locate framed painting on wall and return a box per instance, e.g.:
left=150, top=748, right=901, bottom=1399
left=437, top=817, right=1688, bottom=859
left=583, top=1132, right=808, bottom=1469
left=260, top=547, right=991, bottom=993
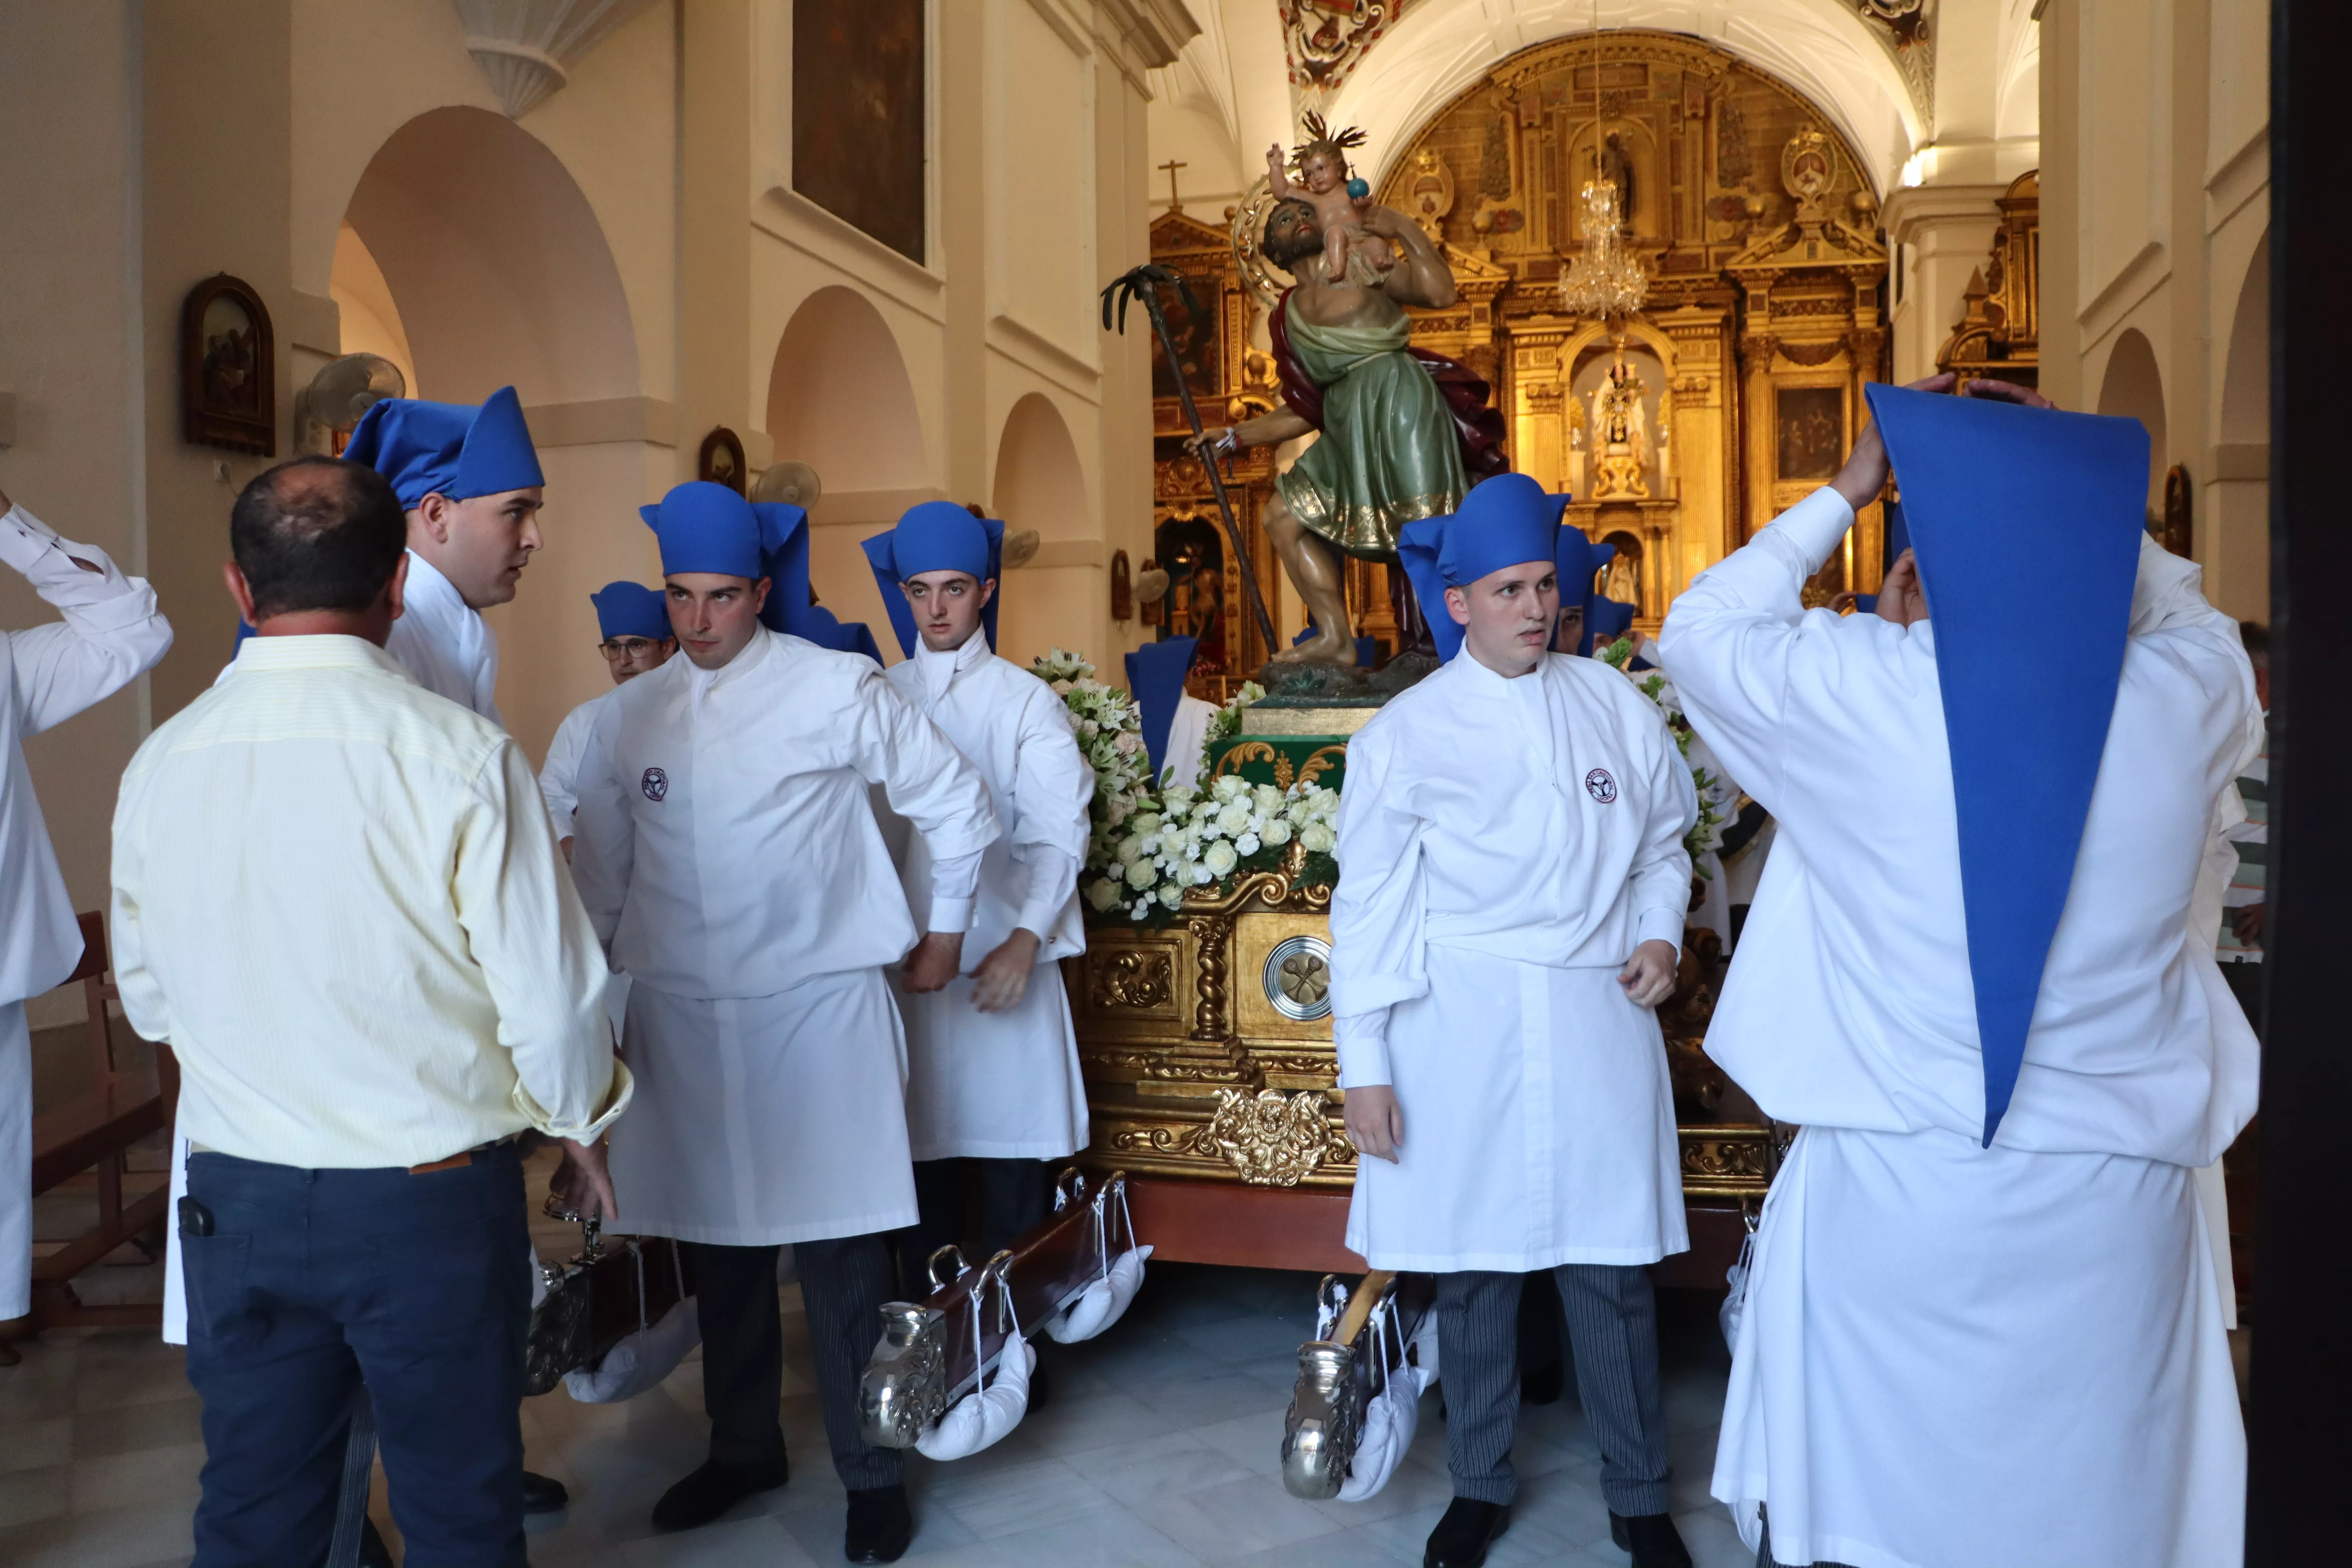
left=699, top=426, right=747, bottom=494
left=793, top=0, right=926, bottom=263
left=180, top=273, right=275, bottom=455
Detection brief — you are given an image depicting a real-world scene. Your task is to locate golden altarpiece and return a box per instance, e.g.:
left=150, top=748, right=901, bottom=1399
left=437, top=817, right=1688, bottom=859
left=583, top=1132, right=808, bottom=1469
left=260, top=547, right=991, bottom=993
left=1097, top=31, right=1889, bottom=1276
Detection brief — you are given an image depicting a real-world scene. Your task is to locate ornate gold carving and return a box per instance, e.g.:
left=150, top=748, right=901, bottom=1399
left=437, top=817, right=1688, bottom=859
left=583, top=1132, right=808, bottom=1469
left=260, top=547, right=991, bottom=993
left=1294, top=745, right=1348, bottom=789
left=1089, top=951, right=1173, bottom=1011
left=1213, top=740, right=1285, bottom=786
left=1188, top=911, right=1236, bottom=1040
left=1199, top=1087, right=1337, bottom=1187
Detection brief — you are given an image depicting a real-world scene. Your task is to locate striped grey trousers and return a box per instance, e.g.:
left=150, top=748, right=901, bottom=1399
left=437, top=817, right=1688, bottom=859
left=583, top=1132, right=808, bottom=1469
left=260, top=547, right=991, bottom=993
left=1435, top=1264, right=1671, bottom=1515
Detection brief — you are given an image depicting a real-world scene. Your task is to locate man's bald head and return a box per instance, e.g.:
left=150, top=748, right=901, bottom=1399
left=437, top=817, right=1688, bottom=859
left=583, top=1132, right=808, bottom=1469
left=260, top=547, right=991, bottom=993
left=230, top=456, right=407, bottom=621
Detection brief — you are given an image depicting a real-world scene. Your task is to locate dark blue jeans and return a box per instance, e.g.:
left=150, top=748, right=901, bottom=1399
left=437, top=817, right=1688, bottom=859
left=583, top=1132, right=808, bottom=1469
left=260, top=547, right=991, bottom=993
left=181, top=1144, right=532, bottom=1568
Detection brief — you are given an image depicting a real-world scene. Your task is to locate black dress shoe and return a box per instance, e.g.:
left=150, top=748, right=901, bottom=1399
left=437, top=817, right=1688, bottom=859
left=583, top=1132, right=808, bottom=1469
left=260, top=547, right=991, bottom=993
left=1610, top=1510, right=1693, bottom=1568
left=845, top=1483, right=913, bottom=1564
left=521, top=1469, right=569, bottom=1514
left=1424, top=1497, right=1510, bottom=1568
left=651, top=1456, right=789, bottom=1532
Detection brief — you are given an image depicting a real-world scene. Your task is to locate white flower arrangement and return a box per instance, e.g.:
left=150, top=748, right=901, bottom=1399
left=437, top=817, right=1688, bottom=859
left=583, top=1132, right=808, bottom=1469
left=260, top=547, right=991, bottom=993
left=1595, top=636, right=1732, bottom=870
left=1032, top=651, right=1338, bottom=923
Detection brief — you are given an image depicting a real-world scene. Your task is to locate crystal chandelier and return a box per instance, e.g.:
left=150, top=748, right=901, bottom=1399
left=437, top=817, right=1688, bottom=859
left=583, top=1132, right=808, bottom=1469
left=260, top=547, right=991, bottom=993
left=1556, top=176, right=1648, bottom=321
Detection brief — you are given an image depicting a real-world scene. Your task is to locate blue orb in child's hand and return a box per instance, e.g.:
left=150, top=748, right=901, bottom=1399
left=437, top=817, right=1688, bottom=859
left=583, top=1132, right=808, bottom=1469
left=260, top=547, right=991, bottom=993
left=1347, top=177, right=1370, bottom=200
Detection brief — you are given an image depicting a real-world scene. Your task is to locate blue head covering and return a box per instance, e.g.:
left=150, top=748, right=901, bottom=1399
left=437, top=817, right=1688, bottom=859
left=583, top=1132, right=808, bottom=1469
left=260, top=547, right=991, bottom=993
left=589, top=582, right=670, bottom=642
left=343, top=387, right=544, bottom=509
left=1864, top=382, right=2149, bottom=1146
left=803, top=604, right=884, bottom=664
left=1584, top=596, right=1637, bottom=656
left=1555, top=525, right=1618, bottom=653
left=860, top=502, right=1007, bottom=656
left=639, top=482, right=822, bottom=642
left=1125, top=636, right=1200, bottom=780
left=1396, top=474, right=1570, bottom=662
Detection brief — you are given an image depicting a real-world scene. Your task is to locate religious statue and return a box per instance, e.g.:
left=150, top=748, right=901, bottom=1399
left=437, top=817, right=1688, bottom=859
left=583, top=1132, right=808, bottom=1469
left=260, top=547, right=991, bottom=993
left=1586, top=352, right=1652, bottom=500
left=1265, top=114, right=1396, bottom=288
left=1191, top=132, right=1507, bottom=664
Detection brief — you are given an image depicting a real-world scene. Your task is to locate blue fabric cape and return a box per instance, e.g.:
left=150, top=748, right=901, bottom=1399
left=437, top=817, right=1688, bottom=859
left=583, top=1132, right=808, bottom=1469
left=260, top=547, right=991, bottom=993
left=1398, top=474, right=1570, bottom=662
left=802, top=604, right=884, bottom=664
left=861, top=502, right=1007, bottom=656
left=1125, top=636, right=1200, bottom=780
left=589, top=582, right=670, bottom=642
left=343, top=387, right=544, bottom=508
left=1864, top=382, right=2149, bottom=1145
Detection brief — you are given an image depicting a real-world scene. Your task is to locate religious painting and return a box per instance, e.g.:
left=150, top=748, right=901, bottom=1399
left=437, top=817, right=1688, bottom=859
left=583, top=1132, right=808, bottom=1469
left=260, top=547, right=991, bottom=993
left=180, top=273, right=275, bottom=455
left=1154, top=511, right=1227, bottom=673
left=1775, top=387, right=1845, bottom=481
left=1148, top=271, right=1223, bottom=404
left=698, top=427, right=746, bottom=494
left=793, top=0, right=925, bottom=264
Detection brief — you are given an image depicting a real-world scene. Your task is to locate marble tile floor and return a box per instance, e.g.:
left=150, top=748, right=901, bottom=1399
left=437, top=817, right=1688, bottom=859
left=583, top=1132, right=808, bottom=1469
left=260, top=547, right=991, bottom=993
left=0, top=1256, right=1752, bottom=1568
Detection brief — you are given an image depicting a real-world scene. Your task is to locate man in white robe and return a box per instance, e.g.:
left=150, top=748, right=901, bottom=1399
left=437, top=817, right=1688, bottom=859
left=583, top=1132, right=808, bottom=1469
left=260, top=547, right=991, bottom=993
left=862, top=503, right=1092, bottom=1283
left=0, top=485, right=172, bottom=1345
left=1332, top=473, right=1698, bottom=1568
left=343, top=387, right=548, bottom=722
left=541, top=581, right=675, bottom=841
left=1659, top=376, right=2258, bottom=1568
left=570, top=483, right=997, bottom=1564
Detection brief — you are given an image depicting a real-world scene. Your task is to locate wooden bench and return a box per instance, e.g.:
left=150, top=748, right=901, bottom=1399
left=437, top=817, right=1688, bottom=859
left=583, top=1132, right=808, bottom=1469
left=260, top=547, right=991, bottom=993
left=2, top=912, right=176, bottom=1357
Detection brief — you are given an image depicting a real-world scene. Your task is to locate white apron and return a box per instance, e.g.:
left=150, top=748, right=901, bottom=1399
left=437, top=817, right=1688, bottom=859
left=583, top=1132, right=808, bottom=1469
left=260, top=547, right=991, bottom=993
left=1345, top=944, right=1686, bottom=1272
left=609, top=972, right=918, bottom=1247
left=1, top=1002, right=29, bottom=1319
left=1714, top=1125, right=2245, bottom=1568
left=898, top=961, right=1086, bottom=1162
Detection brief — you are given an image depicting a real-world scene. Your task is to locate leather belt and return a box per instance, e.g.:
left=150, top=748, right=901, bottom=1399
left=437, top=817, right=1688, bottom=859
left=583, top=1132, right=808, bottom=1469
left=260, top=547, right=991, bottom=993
left=186, top=1132, right=520, bottom=1174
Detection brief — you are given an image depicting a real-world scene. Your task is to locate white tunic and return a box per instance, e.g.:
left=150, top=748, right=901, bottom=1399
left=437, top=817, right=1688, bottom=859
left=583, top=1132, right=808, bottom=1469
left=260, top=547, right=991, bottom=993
left=570, top=627, right=998, bottom=1244
left=385, top=550, right=500, bottom=722
left=0, top=505, right=172, bottom=1318
left=1163, top=693, right=1218, bottom=789
left=538, top=688, right=616, bottom=831
left=1660, top=488, right=2259, bottom=1568
left=1329, top=651, right=1697, bottom=1272
left=882, top=635, right=1093, bottom=1161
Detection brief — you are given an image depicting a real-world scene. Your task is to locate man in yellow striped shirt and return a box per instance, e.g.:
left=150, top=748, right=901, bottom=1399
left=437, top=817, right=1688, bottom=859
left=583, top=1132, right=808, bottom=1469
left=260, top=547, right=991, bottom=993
left=110, top=456, right=630, bottom=1568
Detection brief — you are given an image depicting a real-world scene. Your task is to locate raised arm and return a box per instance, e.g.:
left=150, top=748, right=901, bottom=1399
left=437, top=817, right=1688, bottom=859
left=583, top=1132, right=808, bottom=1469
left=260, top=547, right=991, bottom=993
left=1363, top=205, right=1458, bottom=309
left=2, top=498, right=173, bottom=734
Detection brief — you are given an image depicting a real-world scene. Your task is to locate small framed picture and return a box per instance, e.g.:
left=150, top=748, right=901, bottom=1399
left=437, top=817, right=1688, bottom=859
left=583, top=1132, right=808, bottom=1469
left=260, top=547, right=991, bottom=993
left=699, top=427, right=747, bottom=494
left=180, top=274, right=276, bottom=455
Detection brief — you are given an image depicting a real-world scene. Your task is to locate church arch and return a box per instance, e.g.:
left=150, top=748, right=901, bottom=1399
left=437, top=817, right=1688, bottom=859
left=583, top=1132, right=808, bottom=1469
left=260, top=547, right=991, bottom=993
left=765, top=286, right=929, bottom=494
left=341, top=107, right=638, bottom=406
left=991, top=392, right=1093, bottom=665
left=2094, top=327, right=2169, bottom=510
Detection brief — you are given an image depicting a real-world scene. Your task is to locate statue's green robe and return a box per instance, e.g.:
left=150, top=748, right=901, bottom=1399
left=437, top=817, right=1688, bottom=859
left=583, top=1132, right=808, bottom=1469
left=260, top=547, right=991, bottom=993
left=1275, top=301, right=1470, bottom=559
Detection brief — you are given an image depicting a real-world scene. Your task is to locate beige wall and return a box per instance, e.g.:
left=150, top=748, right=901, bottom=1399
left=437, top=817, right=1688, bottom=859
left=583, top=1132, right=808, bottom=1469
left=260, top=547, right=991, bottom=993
left=0, top=0, right=1185, bottom=1022
left=2041, top=0, right=2271, bottom=621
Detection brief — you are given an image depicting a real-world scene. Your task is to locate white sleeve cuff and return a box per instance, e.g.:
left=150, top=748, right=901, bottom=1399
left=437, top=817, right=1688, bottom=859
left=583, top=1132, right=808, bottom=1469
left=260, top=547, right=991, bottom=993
left=927, top=896, right=975, bottom=935
left=0, top=504, right=64, bottom=574
left=1635, top=905, right=1687, bottom=958
left=1333, top=1010, right=1393, bottom=1088
left=1773, top=488, right=1859, bottom=576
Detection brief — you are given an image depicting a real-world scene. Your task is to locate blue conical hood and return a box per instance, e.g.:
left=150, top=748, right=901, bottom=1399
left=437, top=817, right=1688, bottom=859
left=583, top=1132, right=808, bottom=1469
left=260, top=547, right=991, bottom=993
left=1865, top=383, right=2148, bottom=1144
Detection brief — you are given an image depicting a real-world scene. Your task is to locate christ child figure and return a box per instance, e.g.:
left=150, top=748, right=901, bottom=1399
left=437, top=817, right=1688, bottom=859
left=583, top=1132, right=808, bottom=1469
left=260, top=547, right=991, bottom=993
left=1267, top=114, right=1396, bottom=286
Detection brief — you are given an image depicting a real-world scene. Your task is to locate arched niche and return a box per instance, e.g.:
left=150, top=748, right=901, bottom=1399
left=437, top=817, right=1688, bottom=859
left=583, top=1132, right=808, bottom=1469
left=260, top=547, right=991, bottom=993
left=991, top=392, right=1094, bottom=667
left=2210, top=233, right=2271, bottom=617
left=342, top=107, right=638, bottom=405
left=765, top=286, right=928, bottom=494
left=339, top=105, right=648, bottom=762
left=2221, top=232, right=2270, bottom=445
left=765, top=287, right=930, bottom=653
left=2094, top=327, right=2169, bottom=510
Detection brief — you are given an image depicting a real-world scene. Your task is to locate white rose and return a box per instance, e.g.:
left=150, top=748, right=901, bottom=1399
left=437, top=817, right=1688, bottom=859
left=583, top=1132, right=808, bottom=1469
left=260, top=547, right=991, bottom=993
left=1085, top=879, right=1121, bottom=912
left=1261, top=817, right=1292, bottom=847
left=1163, top=784, right=1197, bottom=811
left=1252, top=784, right=1283, bottom=814
left=1203, top=840, right=1239, bottom=876
left=1212, top=774, right=1248, bottom=803
left=1216, top=802, right=1253, bottom=837
left=1132, top=812, right=1162, bottom=836
left=1051, top=679, right=1074, bottom=695
left=1299, top=823, right=1337, bottom=853
left=1287, top=801, right=1313, bottom=827
left=1105, top=797, right=1131, bottom=828
left=1236, top=831, right=1261, bottom=857
left=1157, top=882, right=1184, bottom=909
left=1125, top=859, right=1158, bottom=889
left=1116, top=836, right=1146, bottom=865
left=1114, top=730, right=1143, bottom=755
